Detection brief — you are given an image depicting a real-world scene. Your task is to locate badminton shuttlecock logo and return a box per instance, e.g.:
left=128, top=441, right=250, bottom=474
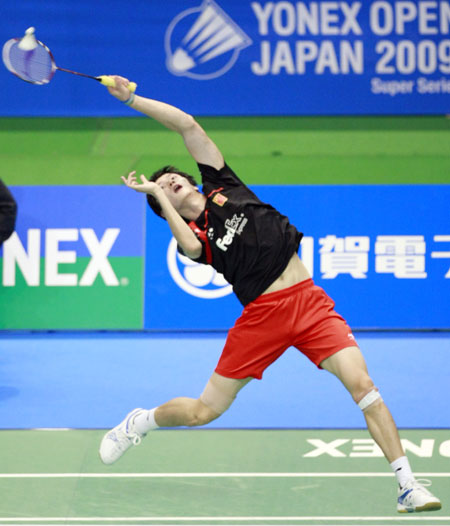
left=165, top=0, right=252, bottom=80
left=167, top=237, right=232, bottom=299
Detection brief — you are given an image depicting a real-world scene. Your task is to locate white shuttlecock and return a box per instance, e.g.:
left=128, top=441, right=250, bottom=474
left=18, top=27, right=38, bottom=51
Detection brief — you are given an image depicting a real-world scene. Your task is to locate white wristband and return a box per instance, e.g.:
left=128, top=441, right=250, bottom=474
left=124, top=92, right=135, bottom=106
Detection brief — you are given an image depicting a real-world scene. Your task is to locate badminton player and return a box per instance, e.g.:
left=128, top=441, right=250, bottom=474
left=99, top=76, right=441, bottom=514
left=0, top=180, right=17, bottom=247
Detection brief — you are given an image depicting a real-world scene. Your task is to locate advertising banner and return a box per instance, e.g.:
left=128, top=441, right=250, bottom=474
left=0, top=186, right=145, bottom=329
left=1, top=0, right=449, bottom=116
left=144, top=185, right=450, bottom=330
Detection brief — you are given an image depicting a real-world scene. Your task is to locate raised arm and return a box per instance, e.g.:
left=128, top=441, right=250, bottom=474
left=121, top=172, right=202, bottom=260
left=108, top=76, right=224, bottom=170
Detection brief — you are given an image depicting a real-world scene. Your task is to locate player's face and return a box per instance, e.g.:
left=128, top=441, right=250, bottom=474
left=155, top=173, right=198, bottom=210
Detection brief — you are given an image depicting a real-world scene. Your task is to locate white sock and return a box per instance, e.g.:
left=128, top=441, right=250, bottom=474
left=390, top=456, right=414, bottom=488
left=132, top=408, right=160, bottom=434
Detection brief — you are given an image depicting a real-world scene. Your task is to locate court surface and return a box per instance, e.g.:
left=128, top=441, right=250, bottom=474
left=0, top=332, right=449, bottom=524
left=0, top=428, right=449, bottom=524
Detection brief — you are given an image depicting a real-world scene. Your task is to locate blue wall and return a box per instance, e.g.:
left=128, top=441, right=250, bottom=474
left=3, top=184, right=449, bottom=330
left=145, top=185, right=450, bottom=330
left=1, top=0, right=449, bottom=116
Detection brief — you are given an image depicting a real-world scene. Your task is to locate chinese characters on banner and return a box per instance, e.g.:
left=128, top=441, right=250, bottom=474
left=316, top=235, right=450, bottom=279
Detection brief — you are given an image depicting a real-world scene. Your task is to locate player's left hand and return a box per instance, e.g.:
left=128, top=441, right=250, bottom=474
left=121, top=171, right=161, bottom=196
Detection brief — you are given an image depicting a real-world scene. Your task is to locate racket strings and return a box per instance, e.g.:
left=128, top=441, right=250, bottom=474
left=6, top=42, right=54, bottom=84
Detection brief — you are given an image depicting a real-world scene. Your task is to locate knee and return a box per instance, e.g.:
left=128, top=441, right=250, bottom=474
left=185, top=401, right=221, bottom=427
left=350, top=375, right=376, bottom=405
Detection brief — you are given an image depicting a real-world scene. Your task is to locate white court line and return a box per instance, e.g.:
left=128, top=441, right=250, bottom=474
left=0, top=472, right=449, bottom=478
left=0, top=520, right=447, bottom=524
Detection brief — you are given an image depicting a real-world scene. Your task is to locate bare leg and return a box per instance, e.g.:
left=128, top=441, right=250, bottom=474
left=99, top=373, right=251, bottom=465
left=155, top=373, right=252, bottom=427
left=321, top=346, right=404, bottom=463
left=363, top=400, right=404, bottom=463
left=155, top=397, right=219, bottom=427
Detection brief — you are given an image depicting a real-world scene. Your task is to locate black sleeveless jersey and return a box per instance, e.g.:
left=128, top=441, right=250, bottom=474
left=182, top=163, right=302, bottom=306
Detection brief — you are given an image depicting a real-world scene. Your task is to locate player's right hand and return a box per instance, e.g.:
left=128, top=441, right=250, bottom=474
left=107, top=75, right=133, bottom=102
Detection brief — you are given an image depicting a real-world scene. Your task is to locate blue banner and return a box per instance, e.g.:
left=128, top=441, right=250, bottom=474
left=144, top=185, right=450, bottom=330
left=1, top=0, right=449, bottom=116
left=0, top=186, right=145, bottom=328
left=0, top=186, right=145, bottom=259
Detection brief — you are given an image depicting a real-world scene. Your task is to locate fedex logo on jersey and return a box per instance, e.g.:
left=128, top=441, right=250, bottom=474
left=216, top=212, right=248, bottom=252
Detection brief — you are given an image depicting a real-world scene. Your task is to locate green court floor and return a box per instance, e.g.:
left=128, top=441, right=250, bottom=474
left=1, top=116, right=449, bottom=186
left=0, top=429, right=448, bottom=524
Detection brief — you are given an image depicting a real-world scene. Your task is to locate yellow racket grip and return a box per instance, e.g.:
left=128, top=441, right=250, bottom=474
left=98, top=76, right=137, bottom=92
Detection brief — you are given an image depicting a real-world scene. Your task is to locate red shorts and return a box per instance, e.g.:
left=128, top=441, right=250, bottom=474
left=215, top=279, right=358, bottom=380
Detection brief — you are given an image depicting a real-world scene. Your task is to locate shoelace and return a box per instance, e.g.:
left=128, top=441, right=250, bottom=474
left=128, top=433, right=141, bottom=446
left=413, top=478, right=433, bottom=494
left=124, top=411, right=142, bottom=446
left=400, top=478, right=433, bottom=499
left=415, top=478, right=431, bottom=486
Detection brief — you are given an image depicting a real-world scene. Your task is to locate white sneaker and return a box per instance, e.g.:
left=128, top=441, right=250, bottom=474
left=397, top=478, right=442, bottom=513
left=99, top=408, right=145, bottom=465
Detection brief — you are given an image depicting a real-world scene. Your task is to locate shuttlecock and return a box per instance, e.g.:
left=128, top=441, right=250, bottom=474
left=18, top=27, right=38, bottom=51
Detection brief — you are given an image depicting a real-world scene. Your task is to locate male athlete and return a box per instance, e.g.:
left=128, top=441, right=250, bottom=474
left=0, top=179, right=17, bottom=247
left=99, top=76, right=441, bottom=514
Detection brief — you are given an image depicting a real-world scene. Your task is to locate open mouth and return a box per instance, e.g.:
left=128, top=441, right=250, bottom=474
left=173, top=184, right=182, bottom=193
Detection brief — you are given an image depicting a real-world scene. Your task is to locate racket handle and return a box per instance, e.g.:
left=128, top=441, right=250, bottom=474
left=98, top=76, right=137, bottom=92
left=127, top=82, right=137, bottom=93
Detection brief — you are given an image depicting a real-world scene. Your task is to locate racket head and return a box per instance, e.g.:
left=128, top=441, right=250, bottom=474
left=2, top=37, right=56, bottom=85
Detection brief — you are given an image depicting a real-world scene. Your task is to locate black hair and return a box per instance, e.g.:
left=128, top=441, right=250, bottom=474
left=146, top=165, right=198, bottom=219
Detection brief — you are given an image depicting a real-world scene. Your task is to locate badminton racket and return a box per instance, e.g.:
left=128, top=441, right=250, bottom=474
left=2, top=27, right=136, bottom=92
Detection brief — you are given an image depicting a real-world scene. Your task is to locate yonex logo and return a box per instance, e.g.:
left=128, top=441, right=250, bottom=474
left=166, top=237, right=232, bottom=299
left=304, top=438, right=450, bottom=458
left=2, top=228, right=120, bottom=287
left=165, top=0, right=252, bottom=80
